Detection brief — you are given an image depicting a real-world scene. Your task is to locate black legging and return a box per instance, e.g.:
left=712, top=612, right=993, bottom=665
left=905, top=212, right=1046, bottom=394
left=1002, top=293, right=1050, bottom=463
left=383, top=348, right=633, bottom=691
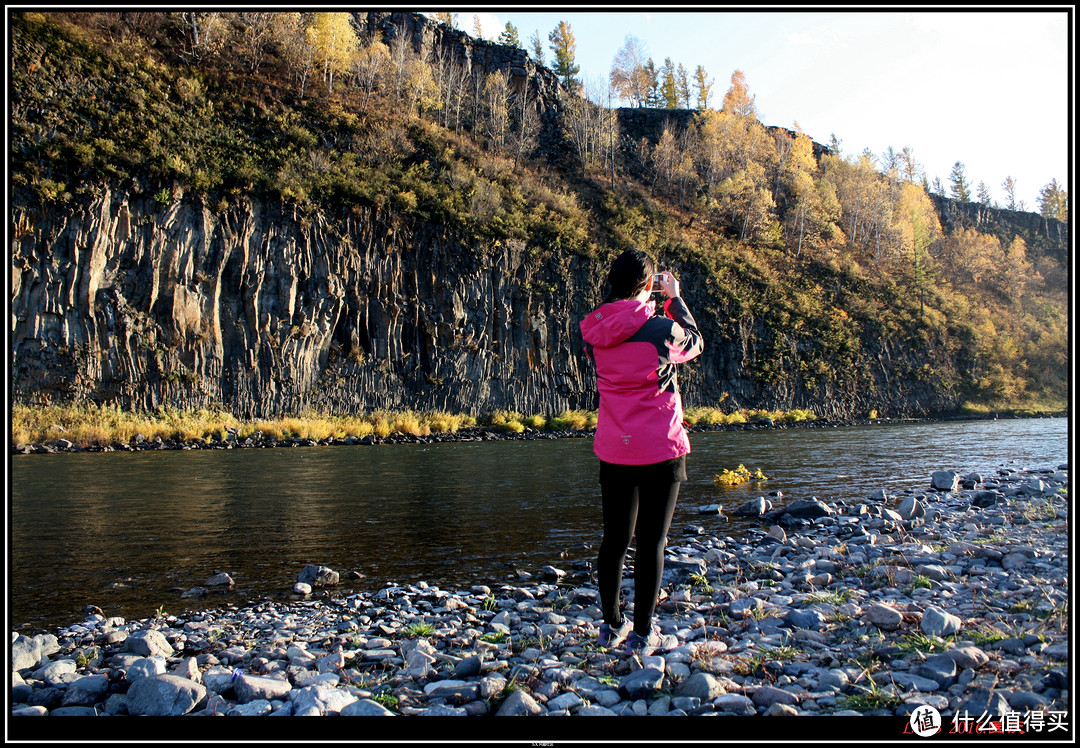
left=597, top=459, right=683, bottom=636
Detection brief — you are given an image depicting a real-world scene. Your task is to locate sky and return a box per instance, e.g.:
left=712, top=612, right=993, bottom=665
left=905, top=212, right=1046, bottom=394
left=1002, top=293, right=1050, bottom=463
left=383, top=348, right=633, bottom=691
left=438, top=8, right=1070, bottom=212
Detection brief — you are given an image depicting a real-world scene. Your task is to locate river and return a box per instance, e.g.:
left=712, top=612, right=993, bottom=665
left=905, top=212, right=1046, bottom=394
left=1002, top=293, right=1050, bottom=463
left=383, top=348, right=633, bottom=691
left=9, top=417, right=1068, bottom=634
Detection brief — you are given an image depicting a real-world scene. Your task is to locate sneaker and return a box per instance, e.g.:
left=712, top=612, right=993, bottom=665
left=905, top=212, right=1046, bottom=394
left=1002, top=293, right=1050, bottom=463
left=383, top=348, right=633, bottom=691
left=625, top=629, right=657, bottom=657
left=596, top=623, right=616, bottom=648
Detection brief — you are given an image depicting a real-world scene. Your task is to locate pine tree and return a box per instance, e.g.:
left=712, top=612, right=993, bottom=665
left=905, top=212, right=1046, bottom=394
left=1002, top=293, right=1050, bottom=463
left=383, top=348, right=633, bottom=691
left=976, top=181, right=993, bottom=206
left=529, top=30, right=545, bottom=65
left=548, top=21, right=581, bottom=92
left=948, top=161, right=971, bottom=202
left=660, top=58, right=678, bottom=108
left=497, top=22, right=520, bottom=48
left=676, top=64, right=692, bottom=108
left=1037, top=179, right=1068, bottom=221
left=693, top=65, right=713, bottom=109
left=1002, top=176, right=1018, bottom=210
left=472, top=15, right=484, bottom=39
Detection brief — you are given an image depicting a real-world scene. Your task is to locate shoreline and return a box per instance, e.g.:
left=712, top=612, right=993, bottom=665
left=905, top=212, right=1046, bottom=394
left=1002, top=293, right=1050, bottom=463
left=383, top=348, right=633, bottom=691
left=10, top=410, right=1068, bottom=456
left=11, top=461, right=1069, bottom=726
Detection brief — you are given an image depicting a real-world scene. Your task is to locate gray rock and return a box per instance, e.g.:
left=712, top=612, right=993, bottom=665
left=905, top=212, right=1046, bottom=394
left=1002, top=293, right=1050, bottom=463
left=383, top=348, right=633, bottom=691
left=676, top=672, right=724, bottom=701
left=931, top=471, right=960, bottom=491
left=620, top=668, right=665, bottom=700
left=732, top=497, right=767, bottom=517
left=290, top=684, right=358, bottom=715
left=913, top=654, right=957, bottom=688
left=452, top=655, right=483, bottom=678
left=944, top=645, right=989, bottom=670
left=921, top=605, right=962, bottom=637
left=59, top=674, right=110, bottom=707
left=577, top=705, right=618, bottom=716
left=1007, top=690, right=1047, bottom=711
left=127, top=656, right=167, bottom=681
left=48, top=706, right=100, bottom=716
left=11, top=635, right=42, bottom=671
left=784, top=608, right=826, bottom=630
left=864, top=603, right=904, bottom=630
left=34, top=659, right=78, bottom=685
left=341, top=698, right=397, bottom=716
left=234, top=672, right=293, bottom=704
left=205, top=572, right=234, bottom=586
left=752, top=685, right=799, bottom=707
left=714, top=693, right=756, bottom=715
left=494, top=689, right=543, bottom=716
left=298, top=565, right=339, bottom=587
left=778, top=499, right=833, bottom=520
left=11, top=706, right=49, bottom=717
left=125, top=674, right=207, bottom=716
left=897, top=496, right=925, bottom=520
left=956, top=687, right=1011, bottom=716
left=123, top=629, right=175, bottom=658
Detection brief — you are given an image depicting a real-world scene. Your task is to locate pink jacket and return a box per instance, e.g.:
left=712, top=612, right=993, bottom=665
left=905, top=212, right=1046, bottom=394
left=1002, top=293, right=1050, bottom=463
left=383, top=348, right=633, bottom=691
left=580, top=296, right=704, bottom=465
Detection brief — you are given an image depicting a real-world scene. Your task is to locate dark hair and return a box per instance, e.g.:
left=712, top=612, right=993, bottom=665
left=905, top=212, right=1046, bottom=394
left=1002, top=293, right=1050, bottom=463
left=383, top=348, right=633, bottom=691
left=603, top=249, right=655, bottom=304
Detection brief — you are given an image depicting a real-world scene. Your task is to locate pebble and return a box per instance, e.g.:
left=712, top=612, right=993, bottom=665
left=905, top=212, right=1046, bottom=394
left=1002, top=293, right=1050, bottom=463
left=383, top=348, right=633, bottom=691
left=9, top=465, right=1069, bottom=721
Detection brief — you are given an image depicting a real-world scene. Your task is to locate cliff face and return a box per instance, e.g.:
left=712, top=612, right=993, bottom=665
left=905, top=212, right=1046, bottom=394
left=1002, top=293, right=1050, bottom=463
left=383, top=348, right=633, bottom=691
left=12, top=185, right=970, bottom=420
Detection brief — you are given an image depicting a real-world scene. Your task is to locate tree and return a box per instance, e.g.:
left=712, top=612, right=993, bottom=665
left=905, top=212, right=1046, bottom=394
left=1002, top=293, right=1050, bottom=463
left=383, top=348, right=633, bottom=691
left=609, top=34, right=651, bottom=107
left=509, top=81, right=541, bottom=170
left=676, top=64, right=692, bottom=108
left=693, top=65, right=713, bottom=109
left=548, top=21, right=581, bottom=92
left=659, top=58, right=678, bottom=108
left=1002, top=176, right=1018, bottom=210
left=721, top=70, right=756, bottom=118
left=432, top=13, right=457, bottom=28
left=948, top=161, right=971, bottom=202
left=976, top=181, right=993, bottom=206
left=236, top=12, right=278, bottom=72
left=529, top=30, right=545, bottom=65
left=480, top=70, right=511, bottom=156
left=497, top=22, right=520, bottom=48
left=471, top=15, right=484, bottom=39
left=306, top=12, right=361, bottom=94
left=275, top=12, right=317, bottom=100
left=642, top=59, right=660, bottom=107
left=1037, top=179, right=1068, bottom=221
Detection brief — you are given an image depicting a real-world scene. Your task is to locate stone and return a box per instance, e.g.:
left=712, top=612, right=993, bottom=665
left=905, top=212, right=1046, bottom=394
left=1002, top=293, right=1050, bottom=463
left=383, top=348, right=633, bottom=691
left=11, top=635, right=42, bottom=671
left=125, top=674, right=207, bottom=716
left=864, top=603, right=903, bottom=630
left=494, top=689, right=543, bottom=716
left=205, top=572, right=234, bottom=586
left=752, top=685, right=799, bottom=707
left=931, top=471, right=960, bottom=491
left=956, top=687, right=1011, bottom=716
left=778, top=499, right=833, bottom=520
left=290, top=684, right=359, bottom=716
left=127, top=656, right=167, bottom=681
left=297, top=565, right=339, bottom=587
left=676, top=672, right=724, bottom=701
left=944, top=645, right=989, bottom=670
left=921, top=605, right=961, bottom=637
left=913, top=654, right=957, bottom=688
left=123, top=629, right=174, bottom=658
left=234, top=672, right=293, bottom=704
left=895, top=497, right=922, bottom=521
left=341, top=698, right=397, bottom=716
left=620, top=667, right=664, bottom=700
left=714, top=693, right=756, bottom=715
left=732, top=497, right=767, bottom=517
left=61, top=675, right=110, bottom=707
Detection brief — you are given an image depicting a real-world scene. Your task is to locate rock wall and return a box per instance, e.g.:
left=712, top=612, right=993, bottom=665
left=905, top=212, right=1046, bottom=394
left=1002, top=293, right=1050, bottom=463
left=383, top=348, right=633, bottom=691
left=12, top=185, right=968, bottom=420
left=11, top=188, right=610, bottom=418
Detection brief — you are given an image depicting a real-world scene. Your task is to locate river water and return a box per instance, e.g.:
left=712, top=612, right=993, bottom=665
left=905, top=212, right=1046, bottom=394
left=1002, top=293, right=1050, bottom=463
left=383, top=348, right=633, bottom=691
left=9, top=417, right=1068, bottom=633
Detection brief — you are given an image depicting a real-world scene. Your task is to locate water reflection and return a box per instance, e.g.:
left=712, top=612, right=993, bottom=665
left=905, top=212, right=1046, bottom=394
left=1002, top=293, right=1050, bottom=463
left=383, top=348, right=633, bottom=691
left=10, top=418, right=1067, bottom=632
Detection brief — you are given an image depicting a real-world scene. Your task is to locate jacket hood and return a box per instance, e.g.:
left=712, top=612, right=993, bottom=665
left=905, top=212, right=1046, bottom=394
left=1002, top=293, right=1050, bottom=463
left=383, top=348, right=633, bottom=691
left=580, top=299, right=655, bottom=348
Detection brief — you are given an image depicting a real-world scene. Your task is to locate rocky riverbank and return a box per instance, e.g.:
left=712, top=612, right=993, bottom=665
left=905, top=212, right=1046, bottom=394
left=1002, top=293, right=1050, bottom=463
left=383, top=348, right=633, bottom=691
left=11, top=463, right=1069, bottom=735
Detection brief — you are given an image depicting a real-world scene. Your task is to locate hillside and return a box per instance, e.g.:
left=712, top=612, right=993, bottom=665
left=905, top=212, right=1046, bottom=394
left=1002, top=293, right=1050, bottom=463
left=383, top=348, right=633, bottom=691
left=8, top=11, right=1069, bottom=420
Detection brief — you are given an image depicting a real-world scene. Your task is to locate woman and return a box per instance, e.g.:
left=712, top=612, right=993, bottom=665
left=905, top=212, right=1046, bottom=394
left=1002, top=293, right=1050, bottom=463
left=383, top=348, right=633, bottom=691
left=579, top=249, right=704, bottom=655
